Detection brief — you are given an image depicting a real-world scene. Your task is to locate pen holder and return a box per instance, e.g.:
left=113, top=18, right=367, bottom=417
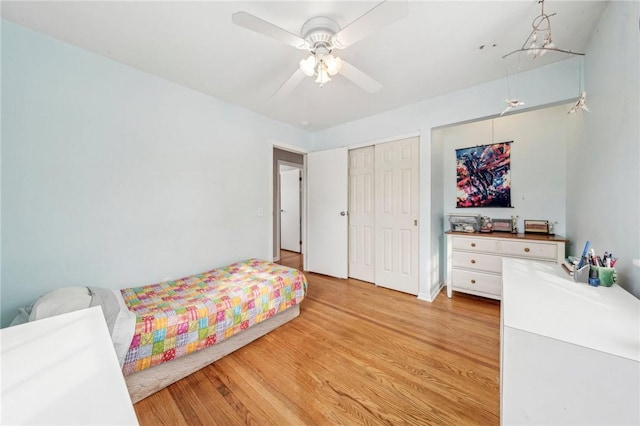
left=590, top=266, right=617, bottom=287
left=573, top=264, right=590, bottom=283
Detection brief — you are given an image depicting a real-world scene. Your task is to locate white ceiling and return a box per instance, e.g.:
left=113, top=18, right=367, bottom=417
left=1, top=1, right=608, bottom=131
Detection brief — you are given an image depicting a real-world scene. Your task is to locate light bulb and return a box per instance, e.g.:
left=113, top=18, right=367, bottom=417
left=299, top=55, right=316, bottom=77
left=314, top=63, right=331, bottom=85
left=324, top=54, right=343, bottom=76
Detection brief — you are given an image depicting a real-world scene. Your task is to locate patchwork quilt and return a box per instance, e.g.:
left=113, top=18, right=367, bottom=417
left=120, top=259, right=307, bottom=375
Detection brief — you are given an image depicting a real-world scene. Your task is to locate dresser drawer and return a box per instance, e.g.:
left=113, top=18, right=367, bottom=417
left=451, top=236, right=498, bottom=253
left=501, top=240, right=557, bottom=261
left=451, top=269, right=502, bottom=296
left=452, top=251, right=502, bottom=273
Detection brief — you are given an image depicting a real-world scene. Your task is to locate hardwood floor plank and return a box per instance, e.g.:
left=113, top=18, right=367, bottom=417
left=133, top=390, right=187, bottom=425
left=168, top=371, right=242, bottom=425
left=134, top=253, right=500, bottom=425
left=200, top=363, right=290, bottom=426
left=281, top=305, right=496, bottom=424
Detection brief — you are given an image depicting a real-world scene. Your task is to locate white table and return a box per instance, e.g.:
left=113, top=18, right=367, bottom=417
left=501, top=258, right=640, bottom=425
left=1, top=306, right=139, bottom=425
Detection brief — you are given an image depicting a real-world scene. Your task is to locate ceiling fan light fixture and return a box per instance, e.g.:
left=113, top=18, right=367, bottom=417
left=299, top=55, right=316, bottom=77
left=315, top=63, right=331, bottom=85
left=324, top=54, right=342, bottom=76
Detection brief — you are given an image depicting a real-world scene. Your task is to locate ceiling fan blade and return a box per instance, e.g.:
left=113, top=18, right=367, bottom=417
left=338, top=60, right=382, bottom=93
left=272, top=69, right=307, bottom=101
left=332, top=0, right=408, bottom=49
left=232, top=11, right=309, bottom=50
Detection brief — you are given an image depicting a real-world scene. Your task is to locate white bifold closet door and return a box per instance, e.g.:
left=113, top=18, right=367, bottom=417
left=347, top=137, right=419, bottom=294
left=374, top=137, right=420, bottom=295
left=348, top=147, right=375, bottom=283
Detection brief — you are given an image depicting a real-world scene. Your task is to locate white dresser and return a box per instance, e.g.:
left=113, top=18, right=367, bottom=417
left=446, top=231, right=567, bottom=299
left=501, top=258, right=640, bottom=425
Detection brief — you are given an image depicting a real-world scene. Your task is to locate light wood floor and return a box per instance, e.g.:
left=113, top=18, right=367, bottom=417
left=133, top=251, right=501, bottom=425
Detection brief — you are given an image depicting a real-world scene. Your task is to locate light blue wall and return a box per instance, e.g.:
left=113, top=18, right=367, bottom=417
left=566, top=1, right=640, bottom=296
left=1, top=20, right=312, bottom=326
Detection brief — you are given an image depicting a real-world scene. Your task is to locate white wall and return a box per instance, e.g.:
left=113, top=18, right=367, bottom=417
left=312, top=59, right=581, bottom=300
left=1, top=21, right=312, bottom=326
left=566, top=1, right=640, bottom=295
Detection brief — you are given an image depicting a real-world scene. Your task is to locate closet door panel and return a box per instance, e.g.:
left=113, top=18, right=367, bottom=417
left=348, top=146, right=375, bottom=283
left=374, top=137, right=419, bottom=295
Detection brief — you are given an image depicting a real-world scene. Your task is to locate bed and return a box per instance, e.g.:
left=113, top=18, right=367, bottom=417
left=15, top=259, right=307, bottom=403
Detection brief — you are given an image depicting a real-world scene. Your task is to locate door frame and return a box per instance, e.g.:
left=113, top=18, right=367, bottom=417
left=269, top=142, right=307, bottom=262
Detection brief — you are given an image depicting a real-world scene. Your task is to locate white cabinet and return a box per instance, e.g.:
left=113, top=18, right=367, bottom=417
left=501, top=258, right=640, bottom=425
left=1, top=306, right=139, bottom=425
left=446, top=231, right=567, bottom=299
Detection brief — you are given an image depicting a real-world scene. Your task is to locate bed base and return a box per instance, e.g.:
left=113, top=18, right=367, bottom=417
left=125, top=305, right=300, bottom=403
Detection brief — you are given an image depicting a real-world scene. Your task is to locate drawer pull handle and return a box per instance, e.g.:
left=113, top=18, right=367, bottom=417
left=524, top=247, right=531, bottom=253
left=471, top=259, right=476, bottom=264
left=471, top=279, right=476, bottom=284
left=471, top=243, right=476, bottom=248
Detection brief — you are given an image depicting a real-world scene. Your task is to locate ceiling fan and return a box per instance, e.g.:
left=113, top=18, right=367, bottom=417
left=231, top=0, right=408, bottom=99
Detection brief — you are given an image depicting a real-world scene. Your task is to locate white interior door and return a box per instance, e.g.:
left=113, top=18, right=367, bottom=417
left=306, top=147, right=348, bottom=278
left=348, top=147, right=375, bottom=282
left=375, top=137, right=420, bottom=294
left=280, top=168, right=301, bottom=253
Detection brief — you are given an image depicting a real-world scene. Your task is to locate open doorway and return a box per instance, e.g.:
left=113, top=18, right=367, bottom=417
left=279, top=164, right=302, bottom=254
left=272, top=147, right=304, bottom=262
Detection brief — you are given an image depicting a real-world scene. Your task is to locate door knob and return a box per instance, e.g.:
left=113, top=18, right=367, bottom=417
left=340, top=211, right=346, bottom=216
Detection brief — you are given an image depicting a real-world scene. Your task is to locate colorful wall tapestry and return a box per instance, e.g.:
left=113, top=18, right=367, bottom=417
left=456, top=142, right=512, bottom=208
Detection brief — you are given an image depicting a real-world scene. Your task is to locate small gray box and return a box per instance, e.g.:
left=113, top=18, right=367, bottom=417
left=448, top=214, right=480, bottom=233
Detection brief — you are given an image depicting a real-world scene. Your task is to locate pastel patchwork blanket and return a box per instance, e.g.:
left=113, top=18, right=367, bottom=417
left=120, top=259, right=307, bottom=375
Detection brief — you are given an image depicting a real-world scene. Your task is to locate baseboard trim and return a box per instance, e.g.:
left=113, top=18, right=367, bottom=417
left=418, top=281, right=444, bottom=302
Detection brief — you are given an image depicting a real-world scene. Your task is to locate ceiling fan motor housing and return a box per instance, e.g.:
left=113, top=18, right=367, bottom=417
left=301, top=16, right=341, bottom=50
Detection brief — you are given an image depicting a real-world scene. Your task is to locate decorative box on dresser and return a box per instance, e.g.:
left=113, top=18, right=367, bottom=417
left=446, top=231, right=567, bottom=299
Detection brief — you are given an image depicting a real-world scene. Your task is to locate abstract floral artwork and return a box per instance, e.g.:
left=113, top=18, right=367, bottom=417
left=456, top=142, right=512, bottom=208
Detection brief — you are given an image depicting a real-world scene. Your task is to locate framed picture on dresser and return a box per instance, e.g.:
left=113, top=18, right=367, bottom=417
left=524, top=220, right=550, bottom=234
left=492, top=218, right=513, bottom=232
